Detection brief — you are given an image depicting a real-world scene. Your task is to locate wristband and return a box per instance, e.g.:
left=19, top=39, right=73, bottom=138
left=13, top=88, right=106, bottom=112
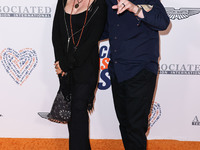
left=134, top=5, right=142, bottom=16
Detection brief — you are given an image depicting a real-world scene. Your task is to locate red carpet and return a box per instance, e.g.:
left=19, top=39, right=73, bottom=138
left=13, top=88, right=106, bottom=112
left=0, top=138, right=200, bottom=150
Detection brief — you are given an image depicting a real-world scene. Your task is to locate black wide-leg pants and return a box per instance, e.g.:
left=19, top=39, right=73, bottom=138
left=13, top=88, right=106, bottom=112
left=67, top=84, right=91, bottom=150
left=111, top=69, right=157, bottom=150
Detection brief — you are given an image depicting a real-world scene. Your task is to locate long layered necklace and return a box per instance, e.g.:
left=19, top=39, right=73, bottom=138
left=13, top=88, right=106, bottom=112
left=70, top=0, right=90, bottom=50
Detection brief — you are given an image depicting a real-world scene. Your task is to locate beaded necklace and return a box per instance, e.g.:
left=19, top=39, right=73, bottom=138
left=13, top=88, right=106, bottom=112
left=70, top=0, right=90, bottom=50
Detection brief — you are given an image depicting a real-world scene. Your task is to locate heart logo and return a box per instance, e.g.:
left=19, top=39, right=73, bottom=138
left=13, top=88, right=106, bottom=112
left=0, top=48, right=38, bottom=85
left=149, top=102, right=161, bottom=128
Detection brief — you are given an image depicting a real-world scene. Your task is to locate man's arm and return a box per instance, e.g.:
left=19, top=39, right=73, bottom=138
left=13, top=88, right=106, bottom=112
left=112, top=0, right=170, bottom=31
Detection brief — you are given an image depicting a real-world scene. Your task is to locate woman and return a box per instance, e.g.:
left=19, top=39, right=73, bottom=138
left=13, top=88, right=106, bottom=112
left=52, top=0, right=107, bottom=149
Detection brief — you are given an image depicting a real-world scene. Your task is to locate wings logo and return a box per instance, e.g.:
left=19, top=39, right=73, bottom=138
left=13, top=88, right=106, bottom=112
left=0, top=48, right=38, bottom=85
left=165, top=7, right=200, bottom=20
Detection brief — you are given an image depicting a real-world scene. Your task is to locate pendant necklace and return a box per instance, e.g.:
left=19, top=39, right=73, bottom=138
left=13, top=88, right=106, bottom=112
left=75, top=0, right=84, bottom=8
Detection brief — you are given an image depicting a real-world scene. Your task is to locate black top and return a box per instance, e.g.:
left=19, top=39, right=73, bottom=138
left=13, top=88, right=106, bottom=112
left=65, top=12, right=86, bottom=44
left=52, top=0, right=107, bottom=101
left=65, top=9, right=93, bottom=51
left=103, top=0, right=169, bottom=82
left=65, top=12, right=87, bottom=68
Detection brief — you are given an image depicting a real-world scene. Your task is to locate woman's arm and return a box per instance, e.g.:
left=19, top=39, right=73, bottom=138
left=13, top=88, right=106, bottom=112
left=52, top=0, right=65, bottom=63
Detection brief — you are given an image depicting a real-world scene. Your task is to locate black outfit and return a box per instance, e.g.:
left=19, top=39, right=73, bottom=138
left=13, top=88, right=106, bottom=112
left=111, top=69, right=156, bottom=150
left=103, top=0, right=170, bottom=82
left=102, top=0, right=169, bottom=149
left=52, top=0, right=107, bottom=149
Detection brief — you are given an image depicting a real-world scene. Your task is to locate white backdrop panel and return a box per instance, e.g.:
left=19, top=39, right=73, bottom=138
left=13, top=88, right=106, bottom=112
left=0, top=0, right=200, bottom=141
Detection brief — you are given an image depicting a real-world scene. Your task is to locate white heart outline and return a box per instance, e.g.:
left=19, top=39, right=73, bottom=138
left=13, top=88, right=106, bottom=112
left=0, top=48, right=38, bottom=85
left=149, top=102, right=161, bottom=128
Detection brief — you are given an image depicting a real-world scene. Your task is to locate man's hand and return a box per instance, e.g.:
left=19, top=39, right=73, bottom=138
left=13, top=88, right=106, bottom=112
left=112, top=0, right=137, bottom=14
left=112, top=0, right=144, bottom=18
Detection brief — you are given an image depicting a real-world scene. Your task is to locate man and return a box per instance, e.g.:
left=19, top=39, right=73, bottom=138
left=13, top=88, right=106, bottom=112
left=103, top=0, right=170, bottom=149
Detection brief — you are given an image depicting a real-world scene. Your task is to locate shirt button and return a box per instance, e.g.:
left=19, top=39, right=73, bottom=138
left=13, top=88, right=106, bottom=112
left=114, top=36, right=117, bottom=39
left=114, top=49, right=117, bottom=52
left=114, top=61, right=118, bottom=64
left=117, top=24, right=120, bottom=27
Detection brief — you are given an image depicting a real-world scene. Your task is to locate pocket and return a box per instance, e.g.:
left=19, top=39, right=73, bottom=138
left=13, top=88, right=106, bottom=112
left=127, top=69, right=155, bottom=83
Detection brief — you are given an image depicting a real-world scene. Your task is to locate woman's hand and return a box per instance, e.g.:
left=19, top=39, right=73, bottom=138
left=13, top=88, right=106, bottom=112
left=54, top=61, right=66, bottom=76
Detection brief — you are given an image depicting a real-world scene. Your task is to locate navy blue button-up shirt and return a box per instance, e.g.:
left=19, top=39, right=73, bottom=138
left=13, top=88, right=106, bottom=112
left=103, top=0, right=170, bottom=82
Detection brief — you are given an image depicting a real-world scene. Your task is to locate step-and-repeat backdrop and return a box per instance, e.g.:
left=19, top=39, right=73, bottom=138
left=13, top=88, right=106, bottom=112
left=0, top=0, right=200, bottom=141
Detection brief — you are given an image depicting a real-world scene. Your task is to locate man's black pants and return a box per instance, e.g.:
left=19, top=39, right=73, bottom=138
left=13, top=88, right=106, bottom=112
left=111, top=69, right=157, bottom=150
